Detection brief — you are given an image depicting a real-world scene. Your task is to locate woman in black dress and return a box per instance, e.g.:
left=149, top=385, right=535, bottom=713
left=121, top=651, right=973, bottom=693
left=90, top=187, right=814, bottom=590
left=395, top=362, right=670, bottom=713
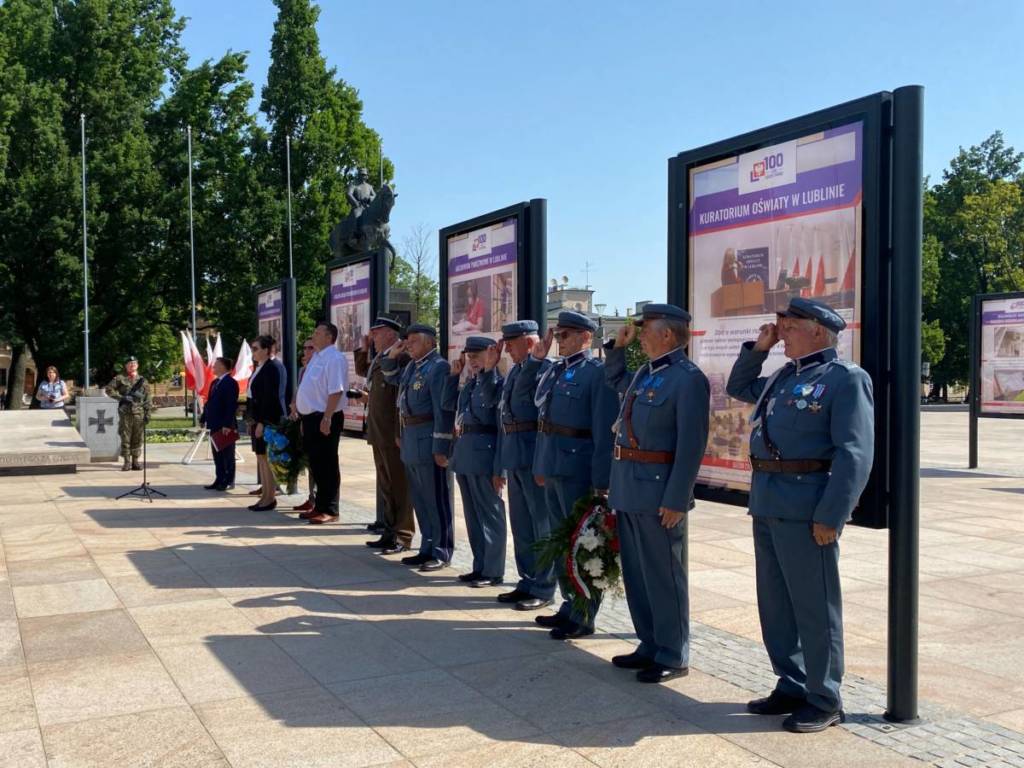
left=247, top=335, right=283, bottom=511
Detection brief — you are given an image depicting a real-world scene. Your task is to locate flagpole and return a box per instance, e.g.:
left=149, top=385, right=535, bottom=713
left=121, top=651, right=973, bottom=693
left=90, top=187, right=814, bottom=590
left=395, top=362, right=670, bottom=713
left=80, top=114, right=90, bottom=390
left=187, top=125, right=198, bottom=426
left=286, top=134, right=293, bottom=279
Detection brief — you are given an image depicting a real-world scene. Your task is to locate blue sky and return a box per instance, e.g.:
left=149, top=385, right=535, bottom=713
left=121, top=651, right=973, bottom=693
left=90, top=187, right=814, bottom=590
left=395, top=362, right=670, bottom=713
left=175, top=0, right=1023, bottom=315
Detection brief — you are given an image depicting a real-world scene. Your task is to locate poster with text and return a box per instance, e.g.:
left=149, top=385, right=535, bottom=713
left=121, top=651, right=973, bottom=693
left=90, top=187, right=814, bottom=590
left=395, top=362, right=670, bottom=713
left=330, top=261, right=371, bottom=430
left=446, top=217, right=517, bottom=375
left=980, top=296, right=1024, bottom=416
left=688, top=121, right=863, bottom=491
left=257, top=287, right=283, bottom=347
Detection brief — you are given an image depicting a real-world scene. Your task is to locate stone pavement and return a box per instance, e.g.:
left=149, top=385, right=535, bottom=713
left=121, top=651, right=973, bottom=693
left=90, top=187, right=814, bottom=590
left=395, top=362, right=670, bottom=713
left=0, top=411, right=1022, bottom=767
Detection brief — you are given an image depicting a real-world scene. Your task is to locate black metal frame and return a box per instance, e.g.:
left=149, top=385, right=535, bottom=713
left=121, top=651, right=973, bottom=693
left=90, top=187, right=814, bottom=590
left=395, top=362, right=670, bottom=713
left=667, top=92, right=892, bottom=529
left=254, top=278, right=297, bottom=404
left=438, top=199, right=547, bottom=359
left=969, top=291, right=1024, bottom=465
left=324, top=247, right=391, bottom=325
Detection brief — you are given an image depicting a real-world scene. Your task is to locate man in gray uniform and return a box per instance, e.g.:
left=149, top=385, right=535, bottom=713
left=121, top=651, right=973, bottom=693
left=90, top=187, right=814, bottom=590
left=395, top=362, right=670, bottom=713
left=445, top=336, right=507, bottom=587
left=727, top=296, right=874, bottom=733
left=494, top=320, right=557, bottom=611
left=526, top=310, right=619, bottom=640
left=382, top=324, right=455, bottom=572
left=605, top=304, right=709, bottom=683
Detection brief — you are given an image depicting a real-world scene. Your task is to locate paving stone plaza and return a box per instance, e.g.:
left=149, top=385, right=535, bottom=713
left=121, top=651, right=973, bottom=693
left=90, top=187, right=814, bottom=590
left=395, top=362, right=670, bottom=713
left=1, top=410, right=1023, bottom=767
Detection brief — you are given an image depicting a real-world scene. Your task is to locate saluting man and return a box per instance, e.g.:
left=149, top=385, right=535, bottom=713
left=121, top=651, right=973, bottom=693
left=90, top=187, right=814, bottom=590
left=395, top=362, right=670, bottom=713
left=445, top=336, right=507, bottom=588
left=727, top=297, right=874, bottom=733
left=381, top=324, right=456, bottom=572
left=526, top=310, right=619, bottom=640
left=494, top=320, right=557, bottom=612
left=605, top=304, right=709, bottom=684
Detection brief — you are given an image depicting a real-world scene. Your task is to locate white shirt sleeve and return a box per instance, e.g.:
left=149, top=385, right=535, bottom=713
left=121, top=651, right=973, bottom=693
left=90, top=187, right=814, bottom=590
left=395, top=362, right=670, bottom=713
left=327, top=350, right=346, bottom=396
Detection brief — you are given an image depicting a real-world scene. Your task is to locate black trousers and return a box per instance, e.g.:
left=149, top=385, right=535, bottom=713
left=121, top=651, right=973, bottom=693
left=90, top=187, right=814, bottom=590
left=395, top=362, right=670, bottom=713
left=212, top=440, right=236, bottom=486
left=302, top=412, right=343, bottom=515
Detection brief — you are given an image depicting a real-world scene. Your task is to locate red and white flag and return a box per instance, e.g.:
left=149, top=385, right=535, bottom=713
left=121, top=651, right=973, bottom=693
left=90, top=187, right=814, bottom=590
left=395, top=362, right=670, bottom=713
left=232, top=339, right=253, bottom=396
left=180, top=331, right=206, bottom=395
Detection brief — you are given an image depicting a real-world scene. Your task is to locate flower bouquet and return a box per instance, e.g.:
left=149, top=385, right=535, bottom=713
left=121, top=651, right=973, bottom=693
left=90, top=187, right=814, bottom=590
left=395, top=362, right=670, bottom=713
left=535, top=492, right=622, bottom=621
left=263, top=420, right=308, bottom=488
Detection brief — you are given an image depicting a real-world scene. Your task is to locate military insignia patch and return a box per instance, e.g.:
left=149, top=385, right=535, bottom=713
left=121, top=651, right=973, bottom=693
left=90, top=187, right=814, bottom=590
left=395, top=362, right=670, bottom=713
left=809, top=401, right=822, bottom=413
left=413, top=379, right=423, bottom=391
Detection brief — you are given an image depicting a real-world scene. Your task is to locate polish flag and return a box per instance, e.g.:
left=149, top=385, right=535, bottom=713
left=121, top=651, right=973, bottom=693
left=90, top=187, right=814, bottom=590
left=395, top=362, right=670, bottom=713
left=791, top=256, right=801, bottom=282
left=181, top=331, right=206, bottom=395
left=814, top=255, right=827, bottom=296
left=232, top=339, right=253, bottom=396
left=841, top=250, right=857, bottom=293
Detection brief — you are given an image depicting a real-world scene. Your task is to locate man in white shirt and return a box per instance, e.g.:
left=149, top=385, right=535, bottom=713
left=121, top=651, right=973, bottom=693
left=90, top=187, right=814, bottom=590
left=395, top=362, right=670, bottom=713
left=296, top=320, right=349, bottom=524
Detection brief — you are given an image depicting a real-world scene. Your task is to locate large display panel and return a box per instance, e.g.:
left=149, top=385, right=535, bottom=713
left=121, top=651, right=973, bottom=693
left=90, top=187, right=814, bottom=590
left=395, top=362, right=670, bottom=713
left=256, top=287, right=283, bottom=343
left=978, top=294, right=1024, bottom=416
left=687, top=122, right=864, bottom=493
left=439, top=200, right=547, bottom=377
left=329, top=260, right=372, bottom=430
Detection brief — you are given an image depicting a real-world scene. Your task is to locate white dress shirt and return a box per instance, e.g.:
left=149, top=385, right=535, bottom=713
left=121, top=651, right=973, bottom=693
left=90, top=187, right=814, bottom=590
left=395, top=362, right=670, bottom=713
left=296, top=345, right=348, bottom=415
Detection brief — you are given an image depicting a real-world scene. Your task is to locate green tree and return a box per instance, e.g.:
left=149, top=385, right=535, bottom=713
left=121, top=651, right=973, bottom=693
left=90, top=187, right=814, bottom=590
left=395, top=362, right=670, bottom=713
left=391, top=223, right=439, bottom=329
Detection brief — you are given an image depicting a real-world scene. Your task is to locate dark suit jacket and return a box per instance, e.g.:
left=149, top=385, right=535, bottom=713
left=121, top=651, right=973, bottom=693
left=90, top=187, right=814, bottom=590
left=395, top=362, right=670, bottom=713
left=202, top=375, right=239, bottom=431
left=355, top=345, right=409, bottom=448
left=248, top=362, right=284, bottom=426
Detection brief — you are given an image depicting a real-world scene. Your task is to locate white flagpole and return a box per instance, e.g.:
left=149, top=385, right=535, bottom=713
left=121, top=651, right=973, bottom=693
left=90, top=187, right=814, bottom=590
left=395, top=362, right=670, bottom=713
left=80, top=114, right=90, bottom=390
left=187, top=125, right=198, bottom=425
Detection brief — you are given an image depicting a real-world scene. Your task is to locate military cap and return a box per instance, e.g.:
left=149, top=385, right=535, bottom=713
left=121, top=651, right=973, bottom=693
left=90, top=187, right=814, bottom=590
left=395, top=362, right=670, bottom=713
left=634, top=303, right=692, bottom=325
left=501, top=320, right=539, bottom=339
left=405, top=323, right=437, bottom=338
left=555, top=310, right=598, bottom=332
left=777, top=297, right=847, bottom=334
left=370, top=316, right=403, bottom=332
left=463, top=335, right=496, bottom=353
left=125, top=355, right=138, bottom=363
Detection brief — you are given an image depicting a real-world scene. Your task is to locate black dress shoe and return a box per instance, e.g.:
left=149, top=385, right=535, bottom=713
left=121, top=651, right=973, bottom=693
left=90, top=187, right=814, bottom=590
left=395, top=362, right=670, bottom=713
left=212, top=484, right=230, bottom=492
left=636, top=663, right=688, bottom=683
left=401, top=553, right=430, bottom=566
left=549, top=622, right=595, bottom=641
left=366, top=522, right=384, bottom=533
left=419, top=559, right=449, bottom=572
left=457, top=571, right=482, bottom=583
left=249, top=501, right=277, bottom=512
left=381, top=543, right=411, bottom=555
left=534, top=613, right=567, bottom=628
left=747, top=691, right=807, bottom=716
left=496, top=589, right=530, bottom=604
left=515, top=597, right=553, bottom=611
left=365, top=538, right=394, bottom=549
left=469, top=576, right=503, bottom=588
left=204, top=483, right=221, bottom=490
left=782, top=704, right=844, bottom=733
left=612, top=651, right=655, bottom=670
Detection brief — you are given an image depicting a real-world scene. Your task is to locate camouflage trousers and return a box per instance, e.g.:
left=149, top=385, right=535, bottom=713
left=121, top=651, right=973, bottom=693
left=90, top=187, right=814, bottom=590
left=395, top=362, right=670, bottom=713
left=118, top=410, right=145, bottom=459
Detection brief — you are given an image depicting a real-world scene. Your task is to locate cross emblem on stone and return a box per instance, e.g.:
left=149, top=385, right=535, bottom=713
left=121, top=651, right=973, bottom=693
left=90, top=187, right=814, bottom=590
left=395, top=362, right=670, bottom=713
left=89, top=409, right=114, bottom=434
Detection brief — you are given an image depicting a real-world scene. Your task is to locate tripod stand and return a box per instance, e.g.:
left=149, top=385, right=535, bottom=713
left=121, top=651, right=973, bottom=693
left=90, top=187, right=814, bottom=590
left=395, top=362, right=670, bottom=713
left=116, top=424, right=166, bottom=502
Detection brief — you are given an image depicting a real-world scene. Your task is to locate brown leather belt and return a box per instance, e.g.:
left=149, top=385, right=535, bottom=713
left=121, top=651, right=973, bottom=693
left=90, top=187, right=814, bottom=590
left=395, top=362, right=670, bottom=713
left=614, top=445, right=674, bottom=464
left=750, top=458, right=832, bottom=474
left=459, top=424, right=497, bottom=435
left=501, top=420, right=538, bottom=434
left=538, top=419, right=592, bottom=439
left=400, top=413, right=432, bottom=428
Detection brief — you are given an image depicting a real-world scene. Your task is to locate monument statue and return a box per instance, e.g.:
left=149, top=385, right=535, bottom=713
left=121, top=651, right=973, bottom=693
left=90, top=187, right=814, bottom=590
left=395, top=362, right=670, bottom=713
left=329, top=167, right=397, bottom=265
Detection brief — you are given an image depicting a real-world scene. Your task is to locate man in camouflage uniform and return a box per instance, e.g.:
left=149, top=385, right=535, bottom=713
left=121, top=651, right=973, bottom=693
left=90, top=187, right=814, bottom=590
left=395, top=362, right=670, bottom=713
left=105, top=356, right=152, bottom=471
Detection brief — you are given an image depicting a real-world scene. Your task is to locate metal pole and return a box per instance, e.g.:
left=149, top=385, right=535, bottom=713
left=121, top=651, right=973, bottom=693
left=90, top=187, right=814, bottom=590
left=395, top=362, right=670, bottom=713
left=286, top=135, right=294, bottom=279
left=80, top=114, right=90, bottom=390
left=379, top=142, right=383, bottom=188
left=187, top=126, right=198, bottom=426
left=885, top=84, right=923, bottom=724
left=968, top=295, right=979, bottom=468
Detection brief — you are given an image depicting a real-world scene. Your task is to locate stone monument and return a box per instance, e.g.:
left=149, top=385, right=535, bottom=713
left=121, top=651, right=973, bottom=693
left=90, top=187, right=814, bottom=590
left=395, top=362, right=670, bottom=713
left=328, top=169, right=397, bottom=265
left=77, top=394, right=122, bottom=461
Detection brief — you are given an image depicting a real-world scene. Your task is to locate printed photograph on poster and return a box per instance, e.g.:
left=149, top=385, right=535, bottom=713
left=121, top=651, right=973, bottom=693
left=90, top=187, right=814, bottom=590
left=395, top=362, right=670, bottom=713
left=329, top=262, right=371, bottom=428
left=979, top=296, right=1024, bottom=415
left=257, top=288, right=283, bottom=345
left=687, top=121, right=864, bottom=491
left=446, top=218, right=518, bottom=375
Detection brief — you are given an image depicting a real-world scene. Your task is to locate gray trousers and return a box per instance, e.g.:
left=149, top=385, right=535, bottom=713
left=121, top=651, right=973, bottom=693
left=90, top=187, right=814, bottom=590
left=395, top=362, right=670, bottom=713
left=407, top=462, right=454, bottom=562
left=508, top=469, right=556, bottom=600
left=544, top=477, right=600, bottom=629
left=456, top=473, right=507, bottom=579
left=753, top=516, right=844, bottom=713
left=619, top=510, right=689, bottom=668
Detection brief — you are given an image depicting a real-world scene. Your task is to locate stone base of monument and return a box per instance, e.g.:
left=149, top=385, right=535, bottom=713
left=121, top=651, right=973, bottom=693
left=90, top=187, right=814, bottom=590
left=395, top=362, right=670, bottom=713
left=0, top=411, right=91, bottom=476
left=76, top=395, right=122, bottom=461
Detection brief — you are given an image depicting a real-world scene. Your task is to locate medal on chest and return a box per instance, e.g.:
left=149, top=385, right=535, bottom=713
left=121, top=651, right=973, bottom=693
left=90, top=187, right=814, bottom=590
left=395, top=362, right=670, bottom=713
left=412, top=377, right=424, bottom=391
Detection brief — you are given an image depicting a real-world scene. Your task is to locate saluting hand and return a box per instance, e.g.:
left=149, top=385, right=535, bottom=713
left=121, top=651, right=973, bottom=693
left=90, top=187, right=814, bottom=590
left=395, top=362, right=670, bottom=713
left=532, top=328, right=554, bottom=360
left=451, top=353, right=466, bottom=376
left=812, top=522, right=838, bottom=546
left=659, top=507, right=685, bottom=529
left=753, top=322, right=779, bottom=352
left=361, top=334, right=371, bottom=351
left=482, top=344, right=500, bottom=371
left=387, top=340, right=407, bottom=358
left=616, top=324, right=637, bottom=348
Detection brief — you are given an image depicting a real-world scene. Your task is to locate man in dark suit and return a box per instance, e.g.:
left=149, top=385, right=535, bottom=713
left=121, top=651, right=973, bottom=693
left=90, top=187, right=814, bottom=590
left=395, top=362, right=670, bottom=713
left=201, top=356, right=239, bottom=491
left=353, top=317, right=414, bottom=555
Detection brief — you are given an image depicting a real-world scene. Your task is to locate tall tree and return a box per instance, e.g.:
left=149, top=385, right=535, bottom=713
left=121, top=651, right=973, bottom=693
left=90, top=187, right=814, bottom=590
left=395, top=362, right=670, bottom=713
left=392, top=222, right=440, bottom=329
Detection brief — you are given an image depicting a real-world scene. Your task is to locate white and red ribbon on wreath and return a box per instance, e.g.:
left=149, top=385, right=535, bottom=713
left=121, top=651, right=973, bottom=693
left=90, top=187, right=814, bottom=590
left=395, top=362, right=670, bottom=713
left=565, top=502, right=609, bottom=601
